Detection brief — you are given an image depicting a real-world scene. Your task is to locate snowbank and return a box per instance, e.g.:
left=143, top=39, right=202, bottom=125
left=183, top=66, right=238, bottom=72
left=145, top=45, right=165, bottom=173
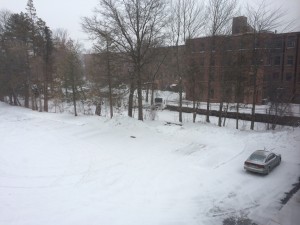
left=0, top=102, right=299, bottom=225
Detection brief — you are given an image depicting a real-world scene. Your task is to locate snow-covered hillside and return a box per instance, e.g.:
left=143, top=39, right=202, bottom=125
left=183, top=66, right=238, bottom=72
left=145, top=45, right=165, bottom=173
left=0, top=102, right=299, bottom=225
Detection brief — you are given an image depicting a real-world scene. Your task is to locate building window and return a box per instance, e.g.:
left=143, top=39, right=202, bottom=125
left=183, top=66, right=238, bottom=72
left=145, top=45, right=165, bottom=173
left=211, top=69, right=215, bottom=81
left=200, top=57, right=204, bottom=66
left=266, top=54, right=271, bottom=65
left=210, top=89, right=214, bottom=98
left=285, top=72, right=293, bottom=81
left=263, top=74, right=268, bottom=82
left=272, top=72, right=279, bottom=80
left=226, top=40, right=232, bottom=50
left=255, top=38, right=260, bottom=48
left=188, top=40, right=197, bottom=52
left=199, top=71, right=204, bottom=79
left=274, top=56, right=281, bottom=65
left=287, top=56, right=294, bottom=65
left=274, top=39, right=282, bottom=48
left=211, top=44, right=215, bottom=51
left=287, top=36, right=295, bottom=48
left=225, top=88, right=231, bottom=96
left=240, top=39, right=246, bottom=49
left=200, top=43, right=205, bottom=51
left=211, top=58, right=215, bottom=66
left=226, top=57, right=232, bottom=66
left=240, top=54, right=247, bottom=64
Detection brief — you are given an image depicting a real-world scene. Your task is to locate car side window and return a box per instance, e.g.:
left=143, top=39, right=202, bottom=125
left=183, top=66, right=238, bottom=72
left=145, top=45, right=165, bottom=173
left=270, top=153, right=275, bottom=160
left=266, top=154, right=275, bottom=162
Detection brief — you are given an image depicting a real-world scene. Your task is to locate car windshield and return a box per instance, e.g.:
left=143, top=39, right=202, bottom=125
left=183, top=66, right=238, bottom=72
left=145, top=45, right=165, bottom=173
left=249, top=153, right=266, bottom=162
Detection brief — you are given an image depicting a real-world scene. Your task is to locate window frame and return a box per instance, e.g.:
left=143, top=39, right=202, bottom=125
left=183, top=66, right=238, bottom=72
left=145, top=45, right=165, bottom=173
left=274, top=56, right=281, bottom=65
left=287, top=36, right=296, bottom=48
left=287, top=55, right=294, bottom=66
left=285, top=72, right=293, bottom=81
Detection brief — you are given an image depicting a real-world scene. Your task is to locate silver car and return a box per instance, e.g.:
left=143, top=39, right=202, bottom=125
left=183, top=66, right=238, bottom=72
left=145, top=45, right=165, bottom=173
left=244, top=150, right=281, bottom=175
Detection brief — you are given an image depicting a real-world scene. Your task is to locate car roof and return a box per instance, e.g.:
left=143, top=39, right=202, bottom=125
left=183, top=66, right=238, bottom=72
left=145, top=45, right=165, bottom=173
left=253, top=150, right=271, bottom=156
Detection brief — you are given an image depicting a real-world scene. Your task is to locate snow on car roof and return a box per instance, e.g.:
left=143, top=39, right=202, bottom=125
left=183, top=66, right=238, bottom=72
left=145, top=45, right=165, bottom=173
left=254, top=150, right=271, bottom=156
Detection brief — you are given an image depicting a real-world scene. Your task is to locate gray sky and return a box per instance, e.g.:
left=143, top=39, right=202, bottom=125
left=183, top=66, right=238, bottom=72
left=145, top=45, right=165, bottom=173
left=1, top=0, right=300, bottom=50
left=1, top=0, right=99, bottom=50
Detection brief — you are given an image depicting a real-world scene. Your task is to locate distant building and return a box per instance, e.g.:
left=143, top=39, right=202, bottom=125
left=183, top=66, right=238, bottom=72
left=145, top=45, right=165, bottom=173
left=184, top=16, right=300, bottom=104
left=232, top=16, right=254, bottom=35
left=83, top=16, right=300, bottom=105
left=263, top=32, right=300, bottom=103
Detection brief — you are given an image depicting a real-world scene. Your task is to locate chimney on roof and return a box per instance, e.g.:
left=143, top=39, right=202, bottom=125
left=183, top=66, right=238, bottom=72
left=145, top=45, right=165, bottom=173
left=232, top=16, right=248, bottom=35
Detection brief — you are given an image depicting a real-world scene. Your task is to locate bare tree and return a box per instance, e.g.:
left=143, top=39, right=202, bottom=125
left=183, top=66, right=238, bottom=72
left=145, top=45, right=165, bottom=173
left=169, top=0, right=205, bottom=123
left=92, top=34, right=115, bottom=118
left=41, top=25, right=53, bottom=112
left=218, top=41, right=232, bottom=127
left=0, top=10, right=12, bottom=102
left=82, top=0, right=168, bottom=121
left=185, top=55, right=204, bottom=123
left=143, top=47, right=168, bottom=105
left=232, top=44, right=248, bottom=129
left=245, top=0, right=291, bottom=130
left=204, top=0, right=237, bottom=123
left=66, top=40, right=84, bottom=117
left=266, top=85, right=293, bottom=130
left=53, top=31, right=84, bottom=116
left=2, top=12, right=35, bottom=107
left=84, top=40, right=127, bottom=118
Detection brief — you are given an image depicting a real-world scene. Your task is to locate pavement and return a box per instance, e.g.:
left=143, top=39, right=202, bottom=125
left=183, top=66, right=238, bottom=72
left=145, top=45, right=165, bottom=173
left=267, top=190, right=300, bottom=225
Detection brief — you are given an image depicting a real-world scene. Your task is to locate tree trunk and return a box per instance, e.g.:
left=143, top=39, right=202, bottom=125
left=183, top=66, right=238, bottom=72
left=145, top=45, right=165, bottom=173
left=72, top=84, right=77, bottom=116
left=128, top=81, right=135, bottom=117
left=44, top=69, right=49, bottom=112
left=9, top=93, right=13, bottom=105
left=218, top=102, right=223, bottom=127
left=38, top=89, right=42, bottom=112
left=108, top=79, right=113, bottom=119
left=179, top=78, right=183, bottom=123
left=250, top=67, right=258, bottom=130
left=193, top=100, right=196, bottom=123
left=71, top=69, right=77, bottom=116
left=145, top=83, right=149, bottom=103
left=38, top=97, right=42, bottom=112
left=151, top=83, right=155, bottom=105
left=32, top=95, right=37, bottom=111
left=136, top=67, right=143, bottom=121
left=223, top=103, right=228, bottom=127
left=106, top=44, right=113, bottom=119
left=236, top=102, right=239, bottom=129
left=95, top=101, right=101, bottom=116
left=206, top=50, right=214, bottom=123
left=24, top=82, right=29, bottom=108
left=44, top=82, right=48, bottom=112
left=12, top=89, right=18, bottom=106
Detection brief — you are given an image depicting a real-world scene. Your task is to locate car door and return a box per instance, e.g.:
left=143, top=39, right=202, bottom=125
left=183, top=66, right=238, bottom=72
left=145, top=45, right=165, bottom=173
left=267, top=153, right=276, bottom=169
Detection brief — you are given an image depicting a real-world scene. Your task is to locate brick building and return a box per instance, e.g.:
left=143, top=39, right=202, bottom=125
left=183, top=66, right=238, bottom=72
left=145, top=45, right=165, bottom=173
left=263, top=32, right=300, bottom=103
left=184, top=16, right=300, bottom=104
left=83, top=17, right=300, bottom=105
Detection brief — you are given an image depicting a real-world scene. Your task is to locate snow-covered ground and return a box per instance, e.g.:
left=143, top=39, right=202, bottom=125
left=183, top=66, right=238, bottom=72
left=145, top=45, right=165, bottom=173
left=0, top=102, right=299, bottom=225
left=267, top=190, right=300, bottom=225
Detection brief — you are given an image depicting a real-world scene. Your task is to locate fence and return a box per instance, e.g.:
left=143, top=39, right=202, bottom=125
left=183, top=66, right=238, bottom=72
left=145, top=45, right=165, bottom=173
left=165, top=105, right=300, bottom=127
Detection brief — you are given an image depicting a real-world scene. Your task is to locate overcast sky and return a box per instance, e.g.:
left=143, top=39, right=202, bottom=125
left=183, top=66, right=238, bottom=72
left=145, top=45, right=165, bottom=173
left=1, top=0, right=300, bottom=50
